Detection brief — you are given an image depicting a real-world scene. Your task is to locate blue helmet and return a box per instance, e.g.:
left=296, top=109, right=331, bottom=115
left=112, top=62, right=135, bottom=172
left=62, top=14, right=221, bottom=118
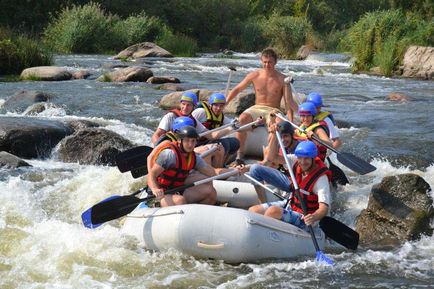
left=307, top=92, right=323, bottom=107
left=298, top=102, right=317, bottom=116
left=180, top=91, right=198, bottom=106
left=209, top=92, right=226, bottom=105
left=295, top=141, right=318, bottom=158
left=172, top=116, right=195, bottom=132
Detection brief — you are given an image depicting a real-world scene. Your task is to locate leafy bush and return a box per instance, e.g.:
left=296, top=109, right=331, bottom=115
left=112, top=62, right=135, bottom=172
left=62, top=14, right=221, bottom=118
left=44, top=3, right=120, bottom=53
left=156, top=31, right=198, bottom=57
left=233, top=17, right=267, bottom=52
left=346, top=9, right=433, bottom=74
left=0, top=31, right=52, bottom=75
left=261, top=14, right=313, bottom=58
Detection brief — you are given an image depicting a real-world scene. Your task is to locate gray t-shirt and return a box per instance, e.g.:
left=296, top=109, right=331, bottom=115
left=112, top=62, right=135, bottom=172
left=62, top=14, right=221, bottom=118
left=155, top=148, right=206, bottom=170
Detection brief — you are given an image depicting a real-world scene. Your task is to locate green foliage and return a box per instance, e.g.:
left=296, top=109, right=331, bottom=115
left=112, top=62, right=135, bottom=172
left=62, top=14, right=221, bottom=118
left=346, top=9, right=433, bottom=73
left=0, top=29, right=52, bottom=75
left=262, top=14, right=313, bottom=58
left=156, top=32, right=198, bottom=57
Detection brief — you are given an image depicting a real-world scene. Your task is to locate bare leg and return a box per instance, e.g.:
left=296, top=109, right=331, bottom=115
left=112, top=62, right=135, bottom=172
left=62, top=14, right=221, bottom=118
left=264, top=206, right=284, bottom=221
left=235, top=112, right=253, bottom=160
left=183, top=171, right=217, bottom=205
left=248, top=204, right=266, bottom=214
left=160, top=195, right=186, bottom=207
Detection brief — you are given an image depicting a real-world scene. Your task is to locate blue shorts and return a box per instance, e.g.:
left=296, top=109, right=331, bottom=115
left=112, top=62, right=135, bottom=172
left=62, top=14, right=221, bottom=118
left=261, top=200, right=306, bottom=231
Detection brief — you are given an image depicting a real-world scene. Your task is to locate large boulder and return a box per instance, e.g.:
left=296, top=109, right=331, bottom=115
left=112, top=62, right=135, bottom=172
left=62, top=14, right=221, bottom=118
left=356, top=174, right=433, bottom=249
left=0, top=116, right=73, bottom=158
left=57, top=128, right=134, bottom=166
left=65, top=120, right=100, bottom=132
left=0, top=151, right=31, bottom=168
left=296, top=45, right=314, bottom=60
left=115, top=42, right=173, bottom=59
left=159, top=90, right=257, bottom=115
left=97, top=66, right=153, bottom=82
left=20, top=66, right=72, bottom=81
left=2, top=90, right=55, bottom=113
left=402, top=46, right=434, bottom=80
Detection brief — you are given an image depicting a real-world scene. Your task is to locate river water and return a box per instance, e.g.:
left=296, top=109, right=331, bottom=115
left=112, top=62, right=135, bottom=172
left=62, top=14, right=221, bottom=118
left=0, top=53, right=433, bottom=288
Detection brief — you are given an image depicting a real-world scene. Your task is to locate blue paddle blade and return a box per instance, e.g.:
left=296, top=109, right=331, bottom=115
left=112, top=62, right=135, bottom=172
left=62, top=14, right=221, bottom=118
left=316, top=250, right=334, bottom=265
left=81, top=195, right=121, bottom=229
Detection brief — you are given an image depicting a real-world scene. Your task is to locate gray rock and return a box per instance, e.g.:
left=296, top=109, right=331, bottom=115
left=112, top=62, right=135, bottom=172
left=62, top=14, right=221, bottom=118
left=65, top=120, right=100, bottom=132
left=3, top=90, right=54, bottom=112
left=97, top=66, right=153, bottom=82
left=72, top=70, right=91, bottom=79
left=0, top=151, right=31, bottom=168
left=146, top=76, right=180, bottom=84
left=386, top=92, right=413, bottom=102
left=296, top=45, right=314, bottom=60
left=402, top=46, right=434, bottom=80
left=57, top=128, right=133, bottom=166
left=157, top=83, right=186, bottom=91
left=20, top=66, right=72, bottom=81
left=115, top=42, right=173, bottom=59
left=0, top=116, right=73, bottom=159
left=356, top=174, right=433, bottom=249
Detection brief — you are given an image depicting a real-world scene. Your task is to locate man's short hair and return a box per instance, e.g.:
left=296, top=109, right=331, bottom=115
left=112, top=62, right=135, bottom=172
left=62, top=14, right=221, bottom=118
left=261, top=47, right=278, bottom=62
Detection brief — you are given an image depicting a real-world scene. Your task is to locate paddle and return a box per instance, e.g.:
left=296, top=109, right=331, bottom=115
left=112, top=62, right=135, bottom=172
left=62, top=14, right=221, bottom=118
left=327, top=157, right=349, bottom=186
left=275, top=113, right=376, bottom=175
left=245, top=172, right=358, bottom=250
left=225, top=66, right=236, bottom=97
left=276, top=131, right=334, bottom=265
left=81, top=169, right=239, bottom=228
left=116, top=146, right=153, bottom=173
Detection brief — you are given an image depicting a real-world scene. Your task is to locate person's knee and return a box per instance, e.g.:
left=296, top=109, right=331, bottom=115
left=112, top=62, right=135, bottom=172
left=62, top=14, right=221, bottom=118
left=239, top=112, right=253, bottom=124
left=264, top=206, right=282, bottom=219
left=249, top=205, right=263, bottom=214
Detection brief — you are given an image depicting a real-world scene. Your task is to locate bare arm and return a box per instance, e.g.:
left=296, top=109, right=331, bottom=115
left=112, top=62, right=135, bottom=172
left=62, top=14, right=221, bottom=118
left=314, top=127, right=333, bottom=148
left=147, top=162, right=165, bottom=198
left=303, top=203, right=329, bottom=226
left=226, top=72, right=256, bottom=103
left=151, top=128, right=166, bottom=145
left=283, top=84, right=297, bottom=122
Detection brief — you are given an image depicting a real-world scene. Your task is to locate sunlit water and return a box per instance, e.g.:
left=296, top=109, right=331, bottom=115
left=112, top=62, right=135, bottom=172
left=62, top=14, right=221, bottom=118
left=0, top=53, right=433, bottom=288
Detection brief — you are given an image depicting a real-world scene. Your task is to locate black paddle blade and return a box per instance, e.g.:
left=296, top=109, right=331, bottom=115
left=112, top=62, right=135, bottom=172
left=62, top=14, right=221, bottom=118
left=116, top=146, right=153, bottom=173
left=337, top=152, right=376, bottom=175
left=327, top=157, right=349, bottom=186
left=131, top=166, right=148, bottom=178
left=91, top=195, right=154, bottom=225
left=320, top=216, right=359, bottom=250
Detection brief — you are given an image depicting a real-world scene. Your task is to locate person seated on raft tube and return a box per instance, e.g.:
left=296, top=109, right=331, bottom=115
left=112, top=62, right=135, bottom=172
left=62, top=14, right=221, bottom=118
left=294, top=102, right=333, bottom=161
left=225, top=47, right=298, bottom=164
left=248, top=140, right=332, bottom=231
left=151, top=91, right=231, bottom=167
left=192, top=92, right=240, bottom=165
left=245, top=120, right=299, bottom=203
left=306, top=92, right=342, bottom=149
left=148, top=125, right=242, bottom=207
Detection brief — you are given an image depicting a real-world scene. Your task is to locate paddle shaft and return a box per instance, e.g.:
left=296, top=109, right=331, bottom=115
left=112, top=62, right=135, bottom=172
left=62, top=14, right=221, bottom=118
left=225, top=66, right=236, bottom=97
left=198, top=120, right=235, bottom=138
left=276, top=131, right=322, bottom=252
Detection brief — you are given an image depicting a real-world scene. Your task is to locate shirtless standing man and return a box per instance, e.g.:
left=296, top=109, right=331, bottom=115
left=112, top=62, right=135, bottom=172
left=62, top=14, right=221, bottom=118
left=226, top=47, right=298, bottom=163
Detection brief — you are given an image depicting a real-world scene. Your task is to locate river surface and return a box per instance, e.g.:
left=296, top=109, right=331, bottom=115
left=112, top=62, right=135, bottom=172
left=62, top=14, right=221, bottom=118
left=0, top=53, right=433, bottom=288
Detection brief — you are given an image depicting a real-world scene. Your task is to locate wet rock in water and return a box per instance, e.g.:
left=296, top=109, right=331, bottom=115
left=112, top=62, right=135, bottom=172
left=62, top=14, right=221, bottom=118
left=57, top=128, right=133, bottom=166
left=296, top=45, right=314, bottom=60
left=20, top=66, right=72, bottom=81
left=97, top=66, right=153, bottom=82
left=0, top=116, right=73, bottom=159
left=3, top=90, right=55, bottom=113
left=65, top=120, right=100, bottom=132
left=72, top=70, right=91, bottom=79
left=23, top=102, right=61, bottom=116
left=114, top=42, right=173, bottom=59
left=402, top=46, right=434, bottom=80
left=386, top=92, right=413, bottom=102
left=159, top=89, right=256, bottom=115
left=334, top=119, right=352, bottom=129
left=0, top=151, right=31, bottom=168
left=101, top=63, right=129, bottom=69
left=356, top=174, right=433, bottom=249
left=157, top=83, right=186, bottom=91
left=146, top=76, right=180, bottom=84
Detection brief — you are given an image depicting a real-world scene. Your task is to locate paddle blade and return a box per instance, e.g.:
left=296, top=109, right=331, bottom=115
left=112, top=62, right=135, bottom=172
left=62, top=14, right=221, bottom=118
left=116, top=146, right=153, bottom=173
left=131, top=166, right=148, bottom=178
left=320, top=216, right=359, bottom=250
left=337, top=152, right=376, bottom=175
left=81, top=195, right=121, bottom=229
left=90, top=195, right=154, bottom=225
left=327, top=157, right=349, bottom=186
left=316, top=250, right=334, bottom=265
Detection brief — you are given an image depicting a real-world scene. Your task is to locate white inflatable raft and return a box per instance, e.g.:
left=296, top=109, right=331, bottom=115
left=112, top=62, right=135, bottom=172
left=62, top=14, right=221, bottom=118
left=122, top=204, right=325, bottom=263
left=122, top=180, right=325, bottom=263
left=243, top=126, right=268, bottom=158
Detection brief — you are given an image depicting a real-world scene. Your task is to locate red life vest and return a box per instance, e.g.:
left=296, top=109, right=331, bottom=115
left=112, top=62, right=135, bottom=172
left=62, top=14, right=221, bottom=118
left=152, top=142, right=196, bottom=191
left=293, top=120, right=329, bottom=161
left=290, top=158, right=332, bottom=215
left=170, top=109, right=197, bottom=127
left=200, top=101, right=224, bottom=129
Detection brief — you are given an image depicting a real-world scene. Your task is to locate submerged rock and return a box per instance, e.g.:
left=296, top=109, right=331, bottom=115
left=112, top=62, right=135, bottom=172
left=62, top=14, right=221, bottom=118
left=0, top=151, right=31, bottom=168
left=115, top=42, right=173, bottom=59
left=386, top=92, right=413, bottom=102
left=0, top=116, right=73, bottom=158
left=3, top=90, right=55, bottom=113
left=57, top=128, right=133, bottom=166
left=356, top=174, right=433, bottom=249
left=20, top=66, right=72, bottom=81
